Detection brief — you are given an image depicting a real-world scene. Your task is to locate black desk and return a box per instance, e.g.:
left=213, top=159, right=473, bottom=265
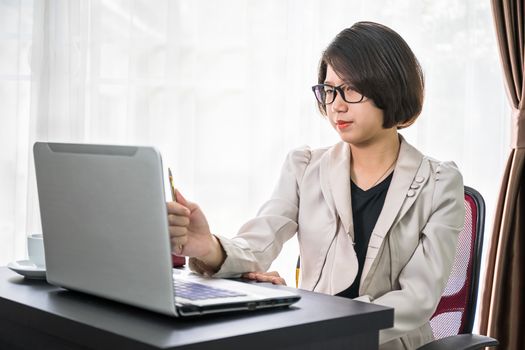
left=0, top=267, right=393, bottom=350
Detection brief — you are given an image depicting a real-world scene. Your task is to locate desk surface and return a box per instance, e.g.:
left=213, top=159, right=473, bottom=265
left=0, top=267, right=393, bottom=350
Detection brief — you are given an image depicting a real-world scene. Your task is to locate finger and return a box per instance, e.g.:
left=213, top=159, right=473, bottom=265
left=169, top=226, right=187, bottom=238
left=242, top=271, right=268, bottom=279
left=168, top=214, right=190, bottom=226
left=257, top=275, right=275, bottom=282
left=264, top=271, right=281, bottom=278
left=251, top=274, right=279, bottom=283
left=172, top=244, right=184, bottom=256
left=167, top=201, right=190, bottom=216
left=171, top=236, right=187, bottom=252
left=242, top=272, right=257, bottom=280
left=175, top=189, right=188, bottom=206
left=253, top=274, right=286, bottom=285
left=272, top=277, right=287, bottom=286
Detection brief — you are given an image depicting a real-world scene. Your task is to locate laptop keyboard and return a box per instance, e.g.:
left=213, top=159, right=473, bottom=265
left=174, top=280, right=247, bottom=300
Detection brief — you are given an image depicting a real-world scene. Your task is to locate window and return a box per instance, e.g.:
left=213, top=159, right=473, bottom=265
left=0, top=1, right=509, bottom=305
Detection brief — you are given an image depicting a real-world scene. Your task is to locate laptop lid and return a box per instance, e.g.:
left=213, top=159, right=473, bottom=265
left=34, top=142, right=177, bottom=316
left=34, top=142, right=300, bottom=317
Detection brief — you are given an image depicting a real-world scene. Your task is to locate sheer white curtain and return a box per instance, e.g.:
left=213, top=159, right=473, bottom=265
left=1, top=0, right=509, bottom=299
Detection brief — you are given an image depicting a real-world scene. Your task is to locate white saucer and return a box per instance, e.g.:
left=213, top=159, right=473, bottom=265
left=7, top=260, right=46, bottom=280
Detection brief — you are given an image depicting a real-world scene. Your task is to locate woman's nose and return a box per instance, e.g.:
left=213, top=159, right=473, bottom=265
left=330, top=91, right=348, bottom=113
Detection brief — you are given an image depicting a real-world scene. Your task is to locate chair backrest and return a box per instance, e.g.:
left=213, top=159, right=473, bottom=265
left=429, top=186, right=486, bottom=339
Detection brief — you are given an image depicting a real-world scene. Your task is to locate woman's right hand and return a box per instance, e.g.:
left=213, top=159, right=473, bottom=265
left=167, top=190, right=224, bottom=268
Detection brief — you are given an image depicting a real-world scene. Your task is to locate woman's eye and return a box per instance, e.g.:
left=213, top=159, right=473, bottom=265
left=324, top=89, right=335, bottom=95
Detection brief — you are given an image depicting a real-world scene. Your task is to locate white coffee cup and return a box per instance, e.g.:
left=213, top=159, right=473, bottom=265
left=27, top=234, right=45, bottom=267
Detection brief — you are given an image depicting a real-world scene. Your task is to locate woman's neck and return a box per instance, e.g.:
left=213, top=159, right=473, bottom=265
left=349, top=132, right=400, bottom=190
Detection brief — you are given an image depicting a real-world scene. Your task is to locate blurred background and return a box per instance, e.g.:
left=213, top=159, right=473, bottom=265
left=0, top=0, right=509, bottom=311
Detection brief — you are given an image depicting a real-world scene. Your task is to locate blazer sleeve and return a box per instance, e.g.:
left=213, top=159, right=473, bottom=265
left=204, top=147, right=311, bottom=278
left=355, top=161, right=465, bottom=344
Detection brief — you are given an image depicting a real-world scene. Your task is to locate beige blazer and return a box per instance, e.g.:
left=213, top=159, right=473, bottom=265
left=206, top=135, right=465, bottom=350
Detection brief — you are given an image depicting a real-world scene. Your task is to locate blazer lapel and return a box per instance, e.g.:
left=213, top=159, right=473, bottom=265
left=316, top=142, right=359, bottom=294
left=320, top=142, right=354, bottom=240
left=360, top=136, right=427, bottom=288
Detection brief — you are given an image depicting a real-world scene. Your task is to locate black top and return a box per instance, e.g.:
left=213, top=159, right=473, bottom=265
left=336, top=172, right=393, bottom=299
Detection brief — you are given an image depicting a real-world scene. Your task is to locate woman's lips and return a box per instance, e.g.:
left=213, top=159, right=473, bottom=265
left=336, top=120, right=352, bottom=129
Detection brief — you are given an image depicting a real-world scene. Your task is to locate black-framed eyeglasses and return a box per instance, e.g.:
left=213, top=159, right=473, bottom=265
left=312, top=84, right=365, bottom=105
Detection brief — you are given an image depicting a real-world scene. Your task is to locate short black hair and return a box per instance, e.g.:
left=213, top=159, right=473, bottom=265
left=317, top=21, right=424, bottom=129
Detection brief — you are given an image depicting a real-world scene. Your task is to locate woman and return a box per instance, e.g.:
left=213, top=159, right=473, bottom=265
left=167, top=21, right=465, bottom=350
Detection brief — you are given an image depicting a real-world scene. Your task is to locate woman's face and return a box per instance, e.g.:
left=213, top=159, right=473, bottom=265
left=324, top=64, right=393, bottom=147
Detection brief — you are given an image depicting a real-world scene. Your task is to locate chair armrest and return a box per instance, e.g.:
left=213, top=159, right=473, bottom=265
left=417, top=334, right=499, bottom=350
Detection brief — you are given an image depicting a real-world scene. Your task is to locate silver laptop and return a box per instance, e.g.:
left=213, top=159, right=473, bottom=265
left=33, top=142, right=300, bottom=317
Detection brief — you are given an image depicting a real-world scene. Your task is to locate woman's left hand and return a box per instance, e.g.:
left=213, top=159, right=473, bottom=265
left=242, top=271, right=287, bottom=286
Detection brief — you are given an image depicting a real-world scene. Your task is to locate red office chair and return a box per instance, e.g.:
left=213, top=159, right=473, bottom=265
left=417, top=186, right=497, bottom=349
